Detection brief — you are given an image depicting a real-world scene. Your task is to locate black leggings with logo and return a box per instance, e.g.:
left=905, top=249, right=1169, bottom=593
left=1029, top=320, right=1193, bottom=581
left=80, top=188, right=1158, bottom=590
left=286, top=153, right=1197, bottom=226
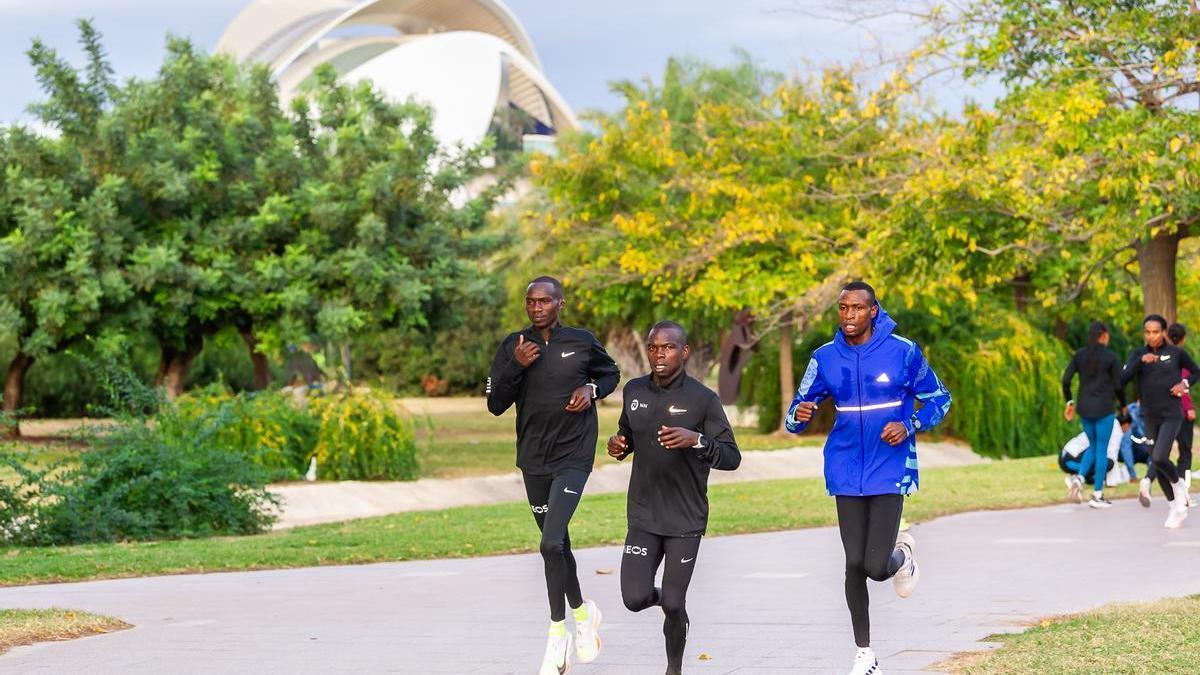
left=523, top=468, right=589, bottom=621
left=621, top=527, right=702, bottom=674
left=836, top=494, right=905, bottom=648
left=1144, top=415, right=1183, bottom=501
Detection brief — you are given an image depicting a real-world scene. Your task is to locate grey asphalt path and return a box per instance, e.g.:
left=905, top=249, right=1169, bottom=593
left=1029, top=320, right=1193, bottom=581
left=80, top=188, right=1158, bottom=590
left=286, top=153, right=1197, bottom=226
left=3, top=498, right=1199, bottom=674
left=270, top=441, right=982, bottom=528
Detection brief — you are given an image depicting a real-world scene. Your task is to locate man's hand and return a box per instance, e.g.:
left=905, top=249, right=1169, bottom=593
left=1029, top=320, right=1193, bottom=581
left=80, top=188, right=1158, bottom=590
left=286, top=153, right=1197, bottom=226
left=1171, top=382, right=1188, bottom=398
left=1064, top=402, right=1075, bottom=422
left=881, top=421, right=909, bottom=446
left=607, top=434, right=628, bottom=458
left=1142, top=353, right=1159, bottom=364
left=658, top=425, right=701, bottom=449
left=565, top=385, right=593, bottom=412
left=1188, top=409, right=1196, bottom=422
left=514, top=334, right=541, bottom=367
left=793, top=401, right=817, bottom=424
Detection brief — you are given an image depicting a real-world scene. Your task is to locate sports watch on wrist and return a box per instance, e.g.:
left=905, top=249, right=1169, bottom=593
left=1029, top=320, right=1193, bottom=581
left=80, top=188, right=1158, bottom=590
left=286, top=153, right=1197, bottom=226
left=692, top=433, right=705, bottom=449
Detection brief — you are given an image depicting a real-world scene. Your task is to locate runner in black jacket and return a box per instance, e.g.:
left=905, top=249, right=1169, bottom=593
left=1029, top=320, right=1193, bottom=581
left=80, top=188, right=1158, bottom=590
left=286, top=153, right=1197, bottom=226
left=1120, top=314, right=1200, bottom=529
left=1061, top=321, right=1127, bottom=507
left=607, top=321, right=740, bottom=675
left=487, top=276, right=620, bottom=675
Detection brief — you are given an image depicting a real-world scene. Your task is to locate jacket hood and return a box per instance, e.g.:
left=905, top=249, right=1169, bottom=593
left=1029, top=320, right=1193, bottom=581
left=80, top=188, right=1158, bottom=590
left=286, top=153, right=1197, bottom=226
left=834, top=302, right=897, bottom=356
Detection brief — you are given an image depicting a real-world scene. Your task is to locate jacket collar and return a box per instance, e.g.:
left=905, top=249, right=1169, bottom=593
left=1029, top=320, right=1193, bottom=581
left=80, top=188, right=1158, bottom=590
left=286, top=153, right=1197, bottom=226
left=649, top=368, right=688, bottom=392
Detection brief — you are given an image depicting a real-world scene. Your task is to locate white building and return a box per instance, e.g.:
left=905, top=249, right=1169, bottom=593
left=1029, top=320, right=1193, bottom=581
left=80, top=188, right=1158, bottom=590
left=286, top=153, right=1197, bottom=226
left=216, top=0, right=578, bottom=155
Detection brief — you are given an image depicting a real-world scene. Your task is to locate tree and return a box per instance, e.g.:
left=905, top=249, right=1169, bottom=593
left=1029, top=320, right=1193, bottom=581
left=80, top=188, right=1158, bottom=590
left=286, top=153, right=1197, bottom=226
left=926, top=0, right=1200, bottom=320
left=533, top=57, right=905, bottom=425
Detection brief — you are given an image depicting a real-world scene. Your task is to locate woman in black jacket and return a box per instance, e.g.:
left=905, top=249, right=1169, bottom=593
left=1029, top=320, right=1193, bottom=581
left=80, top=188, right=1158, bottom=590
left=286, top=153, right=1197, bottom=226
left=1062, top=321, right=1127, bottom=508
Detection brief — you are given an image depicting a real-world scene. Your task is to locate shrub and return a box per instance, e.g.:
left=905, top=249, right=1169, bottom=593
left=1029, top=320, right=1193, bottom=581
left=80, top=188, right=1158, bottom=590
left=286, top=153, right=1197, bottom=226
left=0, top=407, right=278, bottom=545
left=174, top=385, right=318, bottom=481
left=309, top=392, right=419, bottom=481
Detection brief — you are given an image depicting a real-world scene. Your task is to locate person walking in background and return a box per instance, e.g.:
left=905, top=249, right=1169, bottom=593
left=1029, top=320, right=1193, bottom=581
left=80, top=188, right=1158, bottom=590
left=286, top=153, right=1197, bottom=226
left=1062, top=321, right=1127, bottom=508
left=1168, top=322, right=1195, bottom=507
left=486, top=276, right=621, bottom=675
left=785, top=281, right=951, bottom=675
left=1121, top=315, right=1200, bottom=528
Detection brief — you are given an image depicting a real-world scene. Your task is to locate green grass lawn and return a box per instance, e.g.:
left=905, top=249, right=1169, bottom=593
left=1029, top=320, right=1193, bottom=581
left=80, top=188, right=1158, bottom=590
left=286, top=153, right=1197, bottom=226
left=410, top=398, right=817, bottom=478
left=939, top=595, right=1200, bottom=674
left=0, top=608, right=130, bottom=655
left=0, top=455, right=1129, bottom=587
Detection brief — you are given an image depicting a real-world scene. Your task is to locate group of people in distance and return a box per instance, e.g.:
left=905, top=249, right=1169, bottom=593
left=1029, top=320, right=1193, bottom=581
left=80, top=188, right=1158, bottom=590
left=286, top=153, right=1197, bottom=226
left=1061, top=316, right=1200, bottom=529
left=487, top=276, right=951, bottom=675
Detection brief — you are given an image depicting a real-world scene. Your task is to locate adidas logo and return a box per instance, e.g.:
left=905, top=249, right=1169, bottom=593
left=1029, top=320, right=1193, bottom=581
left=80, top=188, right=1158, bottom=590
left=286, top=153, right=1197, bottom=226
left=876, top=373, right=891, bottom=383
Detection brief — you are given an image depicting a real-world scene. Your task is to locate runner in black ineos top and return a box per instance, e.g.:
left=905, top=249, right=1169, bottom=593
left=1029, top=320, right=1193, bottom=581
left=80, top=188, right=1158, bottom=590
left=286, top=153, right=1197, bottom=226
left=486, top=275, right=620, bottom=675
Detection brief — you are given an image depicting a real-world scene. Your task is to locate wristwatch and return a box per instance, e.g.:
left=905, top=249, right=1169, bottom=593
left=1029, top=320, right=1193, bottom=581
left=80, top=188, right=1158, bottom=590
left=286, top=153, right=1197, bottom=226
left=586, top=383, right=598, bottom=399
left=692, top=433, right=706, bottom=449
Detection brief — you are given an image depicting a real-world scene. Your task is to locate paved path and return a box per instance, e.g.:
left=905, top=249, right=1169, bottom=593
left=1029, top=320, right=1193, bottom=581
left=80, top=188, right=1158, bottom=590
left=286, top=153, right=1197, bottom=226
left=270, top=441, right=983, bottom=528
left=3, top=499, right=1199, bottom=674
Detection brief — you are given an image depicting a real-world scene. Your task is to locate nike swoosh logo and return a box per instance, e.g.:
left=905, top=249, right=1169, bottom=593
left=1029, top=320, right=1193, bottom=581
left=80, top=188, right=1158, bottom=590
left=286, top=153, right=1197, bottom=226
left=681, top=557, right=694, bottom=564
left=561, top=351, right=576, bottom=358
left=668, top=405, right=687, bottom=414
left=563, top=487, right=578, bottom=494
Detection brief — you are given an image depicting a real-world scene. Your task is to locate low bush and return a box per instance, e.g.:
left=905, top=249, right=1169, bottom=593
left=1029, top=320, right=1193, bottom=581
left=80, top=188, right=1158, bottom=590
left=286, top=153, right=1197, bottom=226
left=309, top=392, right=419, bottom=481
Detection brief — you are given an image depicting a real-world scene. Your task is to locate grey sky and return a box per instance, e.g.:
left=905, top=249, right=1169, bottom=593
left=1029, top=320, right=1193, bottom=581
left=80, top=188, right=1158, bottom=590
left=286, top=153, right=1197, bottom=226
left=0, top=0, right=998, bottom=126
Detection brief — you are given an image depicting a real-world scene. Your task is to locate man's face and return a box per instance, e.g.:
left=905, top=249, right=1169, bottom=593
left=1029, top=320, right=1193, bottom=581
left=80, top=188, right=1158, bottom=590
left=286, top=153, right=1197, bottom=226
left=1145, top=321, right=1166, bottom=349
left=647, top=328, right=689, bottom=380
left=525, top=283, right=562, bottom=329
left=838, top=290, right=878, bottom=339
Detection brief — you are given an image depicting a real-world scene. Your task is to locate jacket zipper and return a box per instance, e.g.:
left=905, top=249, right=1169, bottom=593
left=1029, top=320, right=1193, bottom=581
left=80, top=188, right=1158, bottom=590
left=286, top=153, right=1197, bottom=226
left=856, top=350, right=865, bottom=496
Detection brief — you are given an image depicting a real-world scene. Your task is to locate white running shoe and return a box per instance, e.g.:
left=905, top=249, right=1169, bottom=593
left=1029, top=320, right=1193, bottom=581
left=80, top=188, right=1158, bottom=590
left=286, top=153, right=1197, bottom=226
left=1066, top=475, right=1083, bottom=504
left=1139, top=477, right=1153, bottom=508
left=892, top=532, right=919, bottom=598
left=539, top=626, right=572, bottom=675
left=1087, top=495, right=1113, bottom=509
left=1165, top=496, right=1189, bottom=530
left=573, top=599, right=602, bottom=664
left=848, top=646, right=881, bottom=675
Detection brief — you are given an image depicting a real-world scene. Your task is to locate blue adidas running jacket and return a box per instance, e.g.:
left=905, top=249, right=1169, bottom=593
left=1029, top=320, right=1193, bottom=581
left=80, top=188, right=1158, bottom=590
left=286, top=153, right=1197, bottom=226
left=785, top=304, right=952, bottom=496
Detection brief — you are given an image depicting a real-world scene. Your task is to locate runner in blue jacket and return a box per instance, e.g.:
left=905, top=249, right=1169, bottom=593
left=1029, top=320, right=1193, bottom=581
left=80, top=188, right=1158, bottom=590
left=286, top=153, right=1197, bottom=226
left=786, top=281, right=951, bottom=675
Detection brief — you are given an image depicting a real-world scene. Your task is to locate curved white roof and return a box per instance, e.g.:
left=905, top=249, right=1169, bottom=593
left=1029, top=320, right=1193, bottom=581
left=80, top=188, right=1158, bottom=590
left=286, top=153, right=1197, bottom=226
left=216, top=0, right=577, bottom=148
left=217, top=0, right=543, bottom=74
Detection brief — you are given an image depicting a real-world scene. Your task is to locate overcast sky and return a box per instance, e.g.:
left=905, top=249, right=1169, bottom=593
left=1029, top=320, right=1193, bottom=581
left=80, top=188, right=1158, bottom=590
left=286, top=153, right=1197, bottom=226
left=0, top=0, right=999, bottom=126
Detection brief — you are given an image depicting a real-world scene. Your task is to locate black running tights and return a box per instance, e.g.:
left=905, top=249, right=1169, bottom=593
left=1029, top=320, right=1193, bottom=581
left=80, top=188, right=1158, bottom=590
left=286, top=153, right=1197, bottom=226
left=523, top=469, right=588, bottom=621
left=1145, top=416, right=1183, bottom=501
left=621, top=527, right=701, bottom=675
left=836, top=494, right=905, bottom=648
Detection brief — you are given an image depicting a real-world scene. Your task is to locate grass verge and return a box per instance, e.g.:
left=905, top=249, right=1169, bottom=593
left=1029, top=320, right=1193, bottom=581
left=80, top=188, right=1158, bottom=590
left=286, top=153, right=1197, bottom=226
left=936, top=595, right=1200, bottom=674
left=0, top=455, right=1133, bottom=587
left=0, top=608, right=130, bottom=654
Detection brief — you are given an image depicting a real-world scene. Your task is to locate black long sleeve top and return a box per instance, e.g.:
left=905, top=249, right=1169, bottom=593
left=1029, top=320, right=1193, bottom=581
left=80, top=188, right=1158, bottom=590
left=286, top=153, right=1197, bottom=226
left=487, top=324, right=620, bottom=474
left=1062, top=346, right=1126, bottom=418
left=1119, top=344, right=1200, bottom=420
left=614, top=372, right=741, bottom=537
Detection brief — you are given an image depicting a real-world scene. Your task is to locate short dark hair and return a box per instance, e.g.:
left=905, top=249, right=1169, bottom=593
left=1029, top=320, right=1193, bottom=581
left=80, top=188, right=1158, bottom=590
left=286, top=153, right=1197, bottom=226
left=527, top=275, right=564, bottom=300
left=1117, top=412, right=1132, bottom=426
left=1169, top=322, right=1187, bottom=344
left=648, top=320, right=688, bottom=345
left=841, top=280, right=877, bottom=305
left=1144, top=314, right=1169, bottom=331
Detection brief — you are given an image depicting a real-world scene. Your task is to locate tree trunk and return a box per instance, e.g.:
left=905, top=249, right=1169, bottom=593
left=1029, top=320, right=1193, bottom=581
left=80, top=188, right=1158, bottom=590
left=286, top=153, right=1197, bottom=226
left=1012, top=272, right=1032, bottom=313
left=2, top=352, right=34, bottom=439
left=1137, top=230, right=1180, bottom=322
left=778, top=316, right=794, bottom=433
left=606, top=326, right=650, bottom=383
left=240, top=327, right=272, bottom=391
left=340, top=340, right=353, bottom=383
left=161, top=335, right=204, bottom=400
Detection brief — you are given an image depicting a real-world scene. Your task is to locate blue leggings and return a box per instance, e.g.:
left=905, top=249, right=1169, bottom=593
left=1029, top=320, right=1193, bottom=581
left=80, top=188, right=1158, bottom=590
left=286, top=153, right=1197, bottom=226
left=1080, top=415, right=1115, bottom=490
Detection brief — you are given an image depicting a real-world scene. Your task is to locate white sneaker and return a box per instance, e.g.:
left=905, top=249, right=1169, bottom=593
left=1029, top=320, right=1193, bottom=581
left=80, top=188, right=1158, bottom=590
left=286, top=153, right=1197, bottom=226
left=1066, top=475, right=1083, bottom=504
left=1139, top=477, right=1153, bottom=508
left=849, top=646, right=881, bottom=675
left=1087, top=495, right=1113, bottom=509
left=573, top=599, right=602, bottom=664
left=1165, top=495, right=1189, bottom=530
left=539, top=626, right=572, bottom=675
left=892, top=532, right=919, bottom=598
